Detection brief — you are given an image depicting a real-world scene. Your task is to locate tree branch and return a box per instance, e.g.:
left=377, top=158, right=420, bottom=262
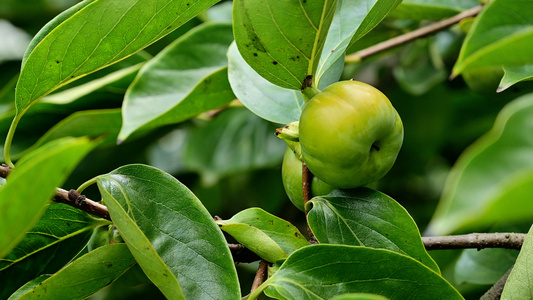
left=302, top=163, right=318, bottom=244
left=422, top=233, right=526, bottom=251
left=345, top=5, right=484, bottom=63
left=250, top=259, right=269, bottom=294
left=480, top=266, right=513, bottom=300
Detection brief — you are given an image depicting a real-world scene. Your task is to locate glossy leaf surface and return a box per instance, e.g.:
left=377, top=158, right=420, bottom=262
left=0, top=137, right=95, bottom=258
left=216, top=208, right=308, bottom=263
left=97, top=164, right=240, bottom=300
left=233, top=0, right=337, bottom=90
left=119, top=22, right=235, bottom=141
left=307, top=188, right=439, bottom=272
left=253, top=245, right=462, bottom=300
left=498, top=65, right=533, bottom=92
left=428, top=93, right=533, bottom=235
left=501, top=224, right=533, bottom=299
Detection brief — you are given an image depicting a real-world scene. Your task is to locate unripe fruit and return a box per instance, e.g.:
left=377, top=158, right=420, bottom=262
left=299, top=81, right=403, bottom=188
left=281, top=147, right=335, bottom=211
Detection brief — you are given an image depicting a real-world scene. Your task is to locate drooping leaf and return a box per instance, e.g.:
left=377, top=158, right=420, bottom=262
left=0, top=203, right=104, bottom=299
left=183, top=107, right=286, bottom=184
left=501, top=224, right=533, bottom=299
left=498, top=65, right=533, bottom=93
left=454, top=248, right=518, bottom=285
left=233, top=0, right=338, bottom=90
left=250, top=244, right=462, bottom=300
left=316, top=0, right=401, bottom=84
left=307, top=188, right=439, bottom=273
left=0, top=137, right=96, bottom=258
left=15, top=0, right=219, bottom=117
left=428, top=93, right=533, bottom=235
left=216, top=208, right=308, bottom=263
left=389, top=0, right=479, bottom=20
left=451, top=0, right=533, bottom=77
left=97, top=164, right=240, bottom=300
left=119, top=22, right=235, bottom=141
left=16, top=243, right=136, bottom=300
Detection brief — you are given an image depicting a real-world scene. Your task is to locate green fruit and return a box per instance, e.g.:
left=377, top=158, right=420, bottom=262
left=299, top=80, right=403, bottom=188
left=282, top=147, right=335, bottom=211
left=87, top=225, right=111, bottom=251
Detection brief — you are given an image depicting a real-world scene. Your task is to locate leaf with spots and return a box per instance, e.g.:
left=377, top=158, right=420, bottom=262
left=97, top=164, right=240, bottom=300
left=15, top=0, right=219, bottom=118
left=233, top=0, right=338, bottom=90
left=15, top=244, right=136, bottom=300
left=216, top=208, right=308, bottom=263
left=307, top=188, right=439, bottom=273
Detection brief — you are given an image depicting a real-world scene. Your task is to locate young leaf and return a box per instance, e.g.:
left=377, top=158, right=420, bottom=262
left=97, top=164, right=240, bottom=300
left=428, top=93, right=533, bottom=235
left=498, top=65, right=533, bottom=93
left=0, top=137, right=96, bottom=259
left=183, top=107, right=286, bottom=184
left=501, top=224, right=533, bottom=299
left=451, top=0, right=533, bottom=77
left=15, top=0, right=219, bottom=116
left=119, top=22, right=235, bottom=141
left=250, top=244, right=462, bottom=300
left=0, top=203, right=103, bottom=299
left=233, top=0, right=338, bottom=90
left=16, top=243, right=136, bottom=300
left=307, top=188, right=439, bottom=273
left=216, top=208, right=308, bottom=263
left=316, top=0, right=401, bottom=85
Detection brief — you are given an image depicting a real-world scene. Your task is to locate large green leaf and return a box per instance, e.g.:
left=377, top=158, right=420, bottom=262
left=428, top=93, right=533, bottom=235
left=250, top=245, right=462, bottom=300
left=0, top=137, right=96, bottom=258
left=119, top=22, right=235, bottom=141
left=0, top=203, right=103, bottom=299
left=216, top=208, right=308, bottom=263
left=16, top=243, right=135, bottom=299
left=498, top=65, right=533, bottom=93
left=97, top=164, right=240, bottom=300
left=389, top=0, right=478, bottom=20
left=307, top=188, right=439, bottom=273
left=183, top=107, right=286, bottom=184
left=501, top=224, right=533, bottom=299
left=316, top=0, right=401, bottom=85
left=454, top=248, right=518, bottom=285
left=233, top=0, right=337, bottom=90
left=452, top=0, right=533, bottom=77
left=15, top=0, right=219, bottom=116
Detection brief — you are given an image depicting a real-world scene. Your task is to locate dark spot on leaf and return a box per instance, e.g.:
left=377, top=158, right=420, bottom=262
left=371, top=144, right=380, bottom=151
left=70, top=76, right=74, bottom=79
left=106, top=263, right=113, bottom=268
left=66, top=222, right=71, bottom=227
left=295, top=232, right=300, bottom=237
left=163, top=273, right=168, bottom=277
left=268, top=220, right=274, bottom=225
left=273, top=61, right=278, bottom=65
left=253, top=53, right=258, bottom=57
left=186, top=3, right=189, bottom=5
left=55, top=60, right=60, bottom=64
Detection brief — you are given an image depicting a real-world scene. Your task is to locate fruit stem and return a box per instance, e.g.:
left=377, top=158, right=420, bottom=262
left=3, top=115, right=22, bottom=168
left=301, top=85, right=320, bottom=103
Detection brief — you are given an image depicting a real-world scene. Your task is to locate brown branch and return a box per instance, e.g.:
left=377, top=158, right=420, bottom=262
left=480, top=266, right=513, bottom=300
left=345, top=5, right=484, bottom=62
left=53, top=189, right=110, bottom=221
left=251, top=259, right=269, bottom=294
left=422, top=233, right=526, bottom=251
left=228, top=243, right=261, bottom=263
left=1, top=164, right=12, bottom=178
left=302, top=163, right=318, bottom=244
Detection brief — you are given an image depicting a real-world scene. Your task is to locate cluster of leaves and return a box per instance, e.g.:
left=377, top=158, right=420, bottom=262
left=1, top=0, right=533, bottom=299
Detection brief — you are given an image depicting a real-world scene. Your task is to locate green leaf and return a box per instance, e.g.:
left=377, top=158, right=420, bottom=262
left=97, top=164, right=240, bottom=300
left=330, top=294, right=389, bottom=300
left=316, top=0, right=401, bottom=84
left=8, top=275, right=51, bottom=300
left=183, top=107, right=286, bottom=184
left=389, top=0, right=478, bottom=20
left=251, top=244, right=462, bottom=300
left=233, top=0, right=338, bottom=90
left=0, top=137, right=96, bottom=259
left=119, top=22, right=235, bottom=141
left=452, top=0, right=533, bottom=77
left=454, top=248, right=518, bottom=285
left=307, top=188, right=439, bottom=273
left=498, top=65, right=533, bottom=93
left=0, top=203, right=103, bottom=299
left=216, top=208, right=308, bottom=263
left=15, top=0, right=219, bottom=116
left=501, top=224, right=533, bottom=299
left=428, top=93, right=533, bottom=235
left=15, top=109, right=122, bottom=160
left=17, top=243, right=136, bottom=299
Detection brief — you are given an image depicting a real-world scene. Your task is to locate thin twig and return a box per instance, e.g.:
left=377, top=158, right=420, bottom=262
left=302, top=163, right=318, bottom=244
left=480, top=266, right=513, bottom=300
left=228, top=243, right=261, bottom=263
left=251, top=259, right=269, bottom=294
left=422, top=233, right=526, bottom=251
left=345, top=5, right=484, bottom=63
